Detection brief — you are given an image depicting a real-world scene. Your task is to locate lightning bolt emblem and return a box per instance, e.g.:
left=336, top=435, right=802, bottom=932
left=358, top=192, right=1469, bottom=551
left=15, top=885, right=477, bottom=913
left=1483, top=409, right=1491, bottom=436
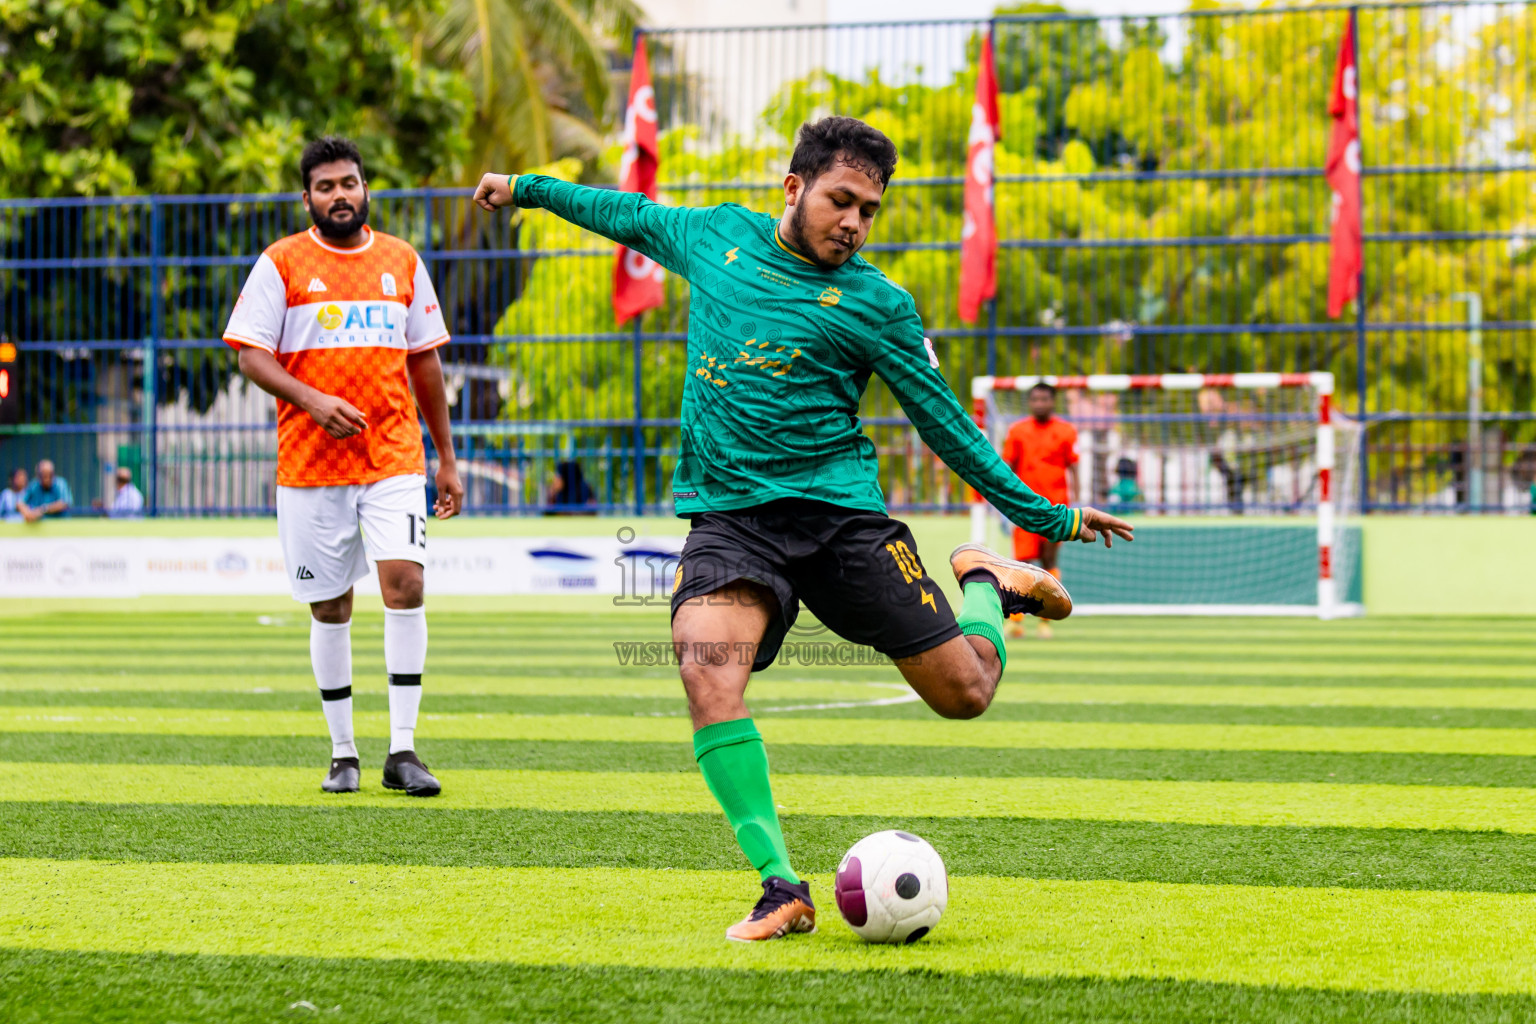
left=724, top=247, right=740, bottom=265
left=921, top=588, right=937, bottom=613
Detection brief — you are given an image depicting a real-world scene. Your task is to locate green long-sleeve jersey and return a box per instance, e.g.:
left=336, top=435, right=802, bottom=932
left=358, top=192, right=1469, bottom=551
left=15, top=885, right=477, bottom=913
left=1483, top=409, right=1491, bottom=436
left=513, top=174, right=1083, bottom=542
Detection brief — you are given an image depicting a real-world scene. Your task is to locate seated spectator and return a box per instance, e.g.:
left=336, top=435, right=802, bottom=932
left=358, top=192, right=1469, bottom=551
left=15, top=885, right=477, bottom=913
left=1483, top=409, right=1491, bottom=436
left=0, top=467, right=25, bottom=522
left=1108, top=456, right=1143, bottom=509
left=108, top=467, right=145, bottom=518
left=18, top=459, right=72, bottom=521
left=545, top=459, right=597, bottom=515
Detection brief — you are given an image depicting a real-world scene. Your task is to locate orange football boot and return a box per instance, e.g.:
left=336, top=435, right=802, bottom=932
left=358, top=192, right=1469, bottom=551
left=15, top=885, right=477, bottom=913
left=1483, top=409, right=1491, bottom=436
left=950, top=543, right=1073, bottom=620
left=726, top=877, right=817, bottom=942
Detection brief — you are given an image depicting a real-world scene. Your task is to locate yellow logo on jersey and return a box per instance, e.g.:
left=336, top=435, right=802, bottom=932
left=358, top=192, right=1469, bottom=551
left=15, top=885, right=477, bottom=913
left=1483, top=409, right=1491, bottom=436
left=818, top=286, right=842, bottom=307
left=921, top=588, right=937, bottom=613
left=316, top=304, right=344, bottom=329
left=724, top=247, right=740, bottom=265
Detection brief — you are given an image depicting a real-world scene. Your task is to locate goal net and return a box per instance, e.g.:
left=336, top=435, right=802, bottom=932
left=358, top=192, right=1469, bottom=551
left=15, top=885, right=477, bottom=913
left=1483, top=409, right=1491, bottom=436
left=971, top=373, right=1363, bottom=618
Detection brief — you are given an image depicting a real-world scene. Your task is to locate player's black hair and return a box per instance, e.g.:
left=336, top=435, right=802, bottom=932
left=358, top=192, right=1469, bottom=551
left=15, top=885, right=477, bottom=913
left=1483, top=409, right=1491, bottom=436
left=788, top=117, right=899, bottom=190
left=300, top=136, right=366, bottom=191
left=1030, top=382, right=1058, bottom=398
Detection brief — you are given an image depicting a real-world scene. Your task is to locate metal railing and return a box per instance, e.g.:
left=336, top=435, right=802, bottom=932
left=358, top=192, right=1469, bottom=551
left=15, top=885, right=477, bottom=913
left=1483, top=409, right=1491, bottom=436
left=1, top=3, right=1532, bottom=515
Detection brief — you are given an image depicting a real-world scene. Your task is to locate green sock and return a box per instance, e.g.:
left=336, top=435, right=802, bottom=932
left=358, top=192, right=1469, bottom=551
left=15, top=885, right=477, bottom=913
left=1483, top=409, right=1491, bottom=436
left=693, top=718, right=799, bottom=884
left=956, top=580, right=1007, bottom=672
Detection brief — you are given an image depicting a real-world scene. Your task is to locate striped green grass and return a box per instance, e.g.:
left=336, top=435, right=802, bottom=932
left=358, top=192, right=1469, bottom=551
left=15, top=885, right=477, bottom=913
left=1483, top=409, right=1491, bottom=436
left=8, top=950, right=1536, bottom=1024
left=8, top=689, right=1536, bottom=728
left=8, top=858, right=1536, bottom=993
left=13, top=804, right=1536, bottom=893
left=4, top=610, right=1536, bottom=1022
left=7, top=732, right=1532, bottom=787
left=7, top=705, right=1533, bottom=754
left=9, top=762, right=1536, bottom=833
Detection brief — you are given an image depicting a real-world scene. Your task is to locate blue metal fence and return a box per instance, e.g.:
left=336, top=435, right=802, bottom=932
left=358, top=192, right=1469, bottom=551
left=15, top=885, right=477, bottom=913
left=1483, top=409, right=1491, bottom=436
left=1, top=2, right=1532, bottom=515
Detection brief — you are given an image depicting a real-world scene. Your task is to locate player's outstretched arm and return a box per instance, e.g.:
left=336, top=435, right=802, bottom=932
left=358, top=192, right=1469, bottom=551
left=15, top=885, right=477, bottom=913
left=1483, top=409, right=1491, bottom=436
left=407, top=349, right=464, bottom=519
left=236, top=345, right=367, bottom=439
left=864, top=299, right=1130, bottom=548
left=472, top=170, right=710, bottom=278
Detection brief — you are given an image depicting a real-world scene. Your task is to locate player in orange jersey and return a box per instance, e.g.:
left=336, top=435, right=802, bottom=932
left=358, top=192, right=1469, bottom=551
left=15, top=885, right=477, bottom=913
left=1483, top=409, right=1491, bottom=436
left=225, top=136, right=463, bottom=797
left=1000, top=383, right=1079, bottom=639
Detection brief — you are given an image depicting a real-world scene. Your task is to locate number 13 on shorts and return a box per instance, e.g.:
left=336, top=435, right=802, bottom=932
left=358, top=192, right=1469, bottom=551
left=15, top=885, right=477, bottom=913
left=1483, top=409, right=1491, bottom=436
left=277, top=474, right=430, bottom=602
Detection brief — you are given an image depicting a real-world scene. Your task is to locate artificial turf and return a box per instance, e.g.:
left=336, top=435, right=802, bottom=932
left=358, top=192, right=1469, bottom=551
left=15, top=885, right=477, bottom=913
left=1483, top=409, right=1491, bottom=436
left=8, top=732, right=1533, bottom=787
left=3, top=610, right=1534, bottom=1021
left=11, top=687, right=1536, bottom=728
left=12, top=803, right=1536, bottom=893
left=8, top=949, right=1536, bottom=1024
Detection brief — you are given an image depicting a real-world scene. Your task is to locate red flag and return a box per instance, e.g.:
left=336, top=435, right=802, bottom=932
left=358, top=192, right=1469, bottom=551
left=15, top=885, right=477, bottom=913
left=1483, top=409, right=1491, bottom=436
left=614, top=38, right=663, bottom=324
left=1325, top=12, right=1362, bottom=319
left=959, top=31, right=1000, bottom=324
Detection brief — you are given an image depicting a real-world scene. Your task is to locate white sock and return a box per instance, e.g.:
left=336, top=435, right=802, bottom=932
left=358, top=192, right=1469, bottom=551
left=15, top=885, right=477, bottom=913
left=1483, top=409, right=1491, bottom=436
left=311, top=618, right=356, bottom=759
left=384, top=606, right=427, bottom=755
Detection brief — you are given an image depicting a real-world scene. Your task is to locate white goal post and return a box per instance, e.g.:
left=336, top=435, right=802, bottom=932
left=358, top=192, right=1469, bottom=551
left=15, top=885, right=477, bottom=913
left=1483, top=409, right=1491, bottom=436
left=970, top=372, right=1362, bottom=619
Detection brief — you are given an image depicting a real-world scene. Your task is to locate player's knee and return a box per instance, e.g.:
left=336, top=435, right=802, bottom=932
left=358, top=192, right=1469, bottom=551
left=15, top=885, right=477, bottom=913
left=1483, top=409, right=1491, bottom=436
left=931, top=671, right=994, bottom=720
left=937, top=687, right=991, bottom=720
left=310, top=600, right=349, bottom=625
left=383, top=575, right=424, bottom=608
left=677, top=654, right=722, bottom=696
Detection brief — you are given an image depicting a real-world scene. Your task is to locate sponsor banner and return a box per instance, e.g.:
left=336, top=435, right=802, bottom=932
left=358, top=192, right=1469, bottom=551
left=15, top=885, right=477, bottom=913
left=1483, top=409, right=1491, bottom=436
left=0, top=539, right=139, bottom=599
left=0, top=536, right=682, bottom=599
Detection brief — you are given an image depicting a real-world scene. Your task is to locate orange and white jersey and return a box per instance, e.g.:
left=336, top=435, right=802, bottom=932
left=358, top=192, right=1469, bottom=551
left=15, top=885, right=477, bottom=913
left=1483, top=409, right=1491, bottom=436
left=223, top=226, right=449, bottom=487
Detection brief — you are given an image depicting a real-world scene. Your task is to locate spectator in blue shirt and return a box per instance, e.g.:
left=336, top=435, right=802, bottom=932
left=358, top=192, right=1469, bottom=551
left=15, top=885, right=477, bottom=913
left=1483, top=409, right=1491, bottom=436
left=18, top=460, right=71, bottom=521
left=108, top=466, right=144, bottom=518
left=0, top=467, right=24, bottom=522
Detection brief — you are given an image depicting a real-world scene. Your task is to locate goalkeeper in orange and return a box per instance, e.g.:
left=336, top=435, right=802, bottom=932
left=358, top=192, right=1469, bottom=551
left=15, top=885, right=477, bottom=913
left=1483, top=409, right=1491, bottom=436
left=1001, top=382, right=1079, bottom=639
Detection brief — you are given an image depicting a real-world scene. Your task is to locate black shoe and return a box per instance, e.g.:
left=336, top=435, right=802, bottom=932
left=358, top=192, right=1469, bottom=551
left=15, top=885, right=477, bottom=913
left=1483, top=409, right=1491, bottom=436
left=726, top=876, right=816, bottom=941
left=950, top=543, right=1073, bottom=620
left=322, top=756, right=360, bottom=793
left=382, top=750, right=441, bottom=797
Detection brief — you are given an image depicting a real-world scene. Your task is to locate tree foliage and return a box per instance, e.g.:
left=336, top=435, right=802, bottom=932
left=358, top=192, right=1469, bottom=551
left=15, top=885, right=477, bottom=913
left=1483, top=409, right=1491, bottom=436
left=0, top=0, right=643, bottom=198
left=0, top=0, right=477, bottom=196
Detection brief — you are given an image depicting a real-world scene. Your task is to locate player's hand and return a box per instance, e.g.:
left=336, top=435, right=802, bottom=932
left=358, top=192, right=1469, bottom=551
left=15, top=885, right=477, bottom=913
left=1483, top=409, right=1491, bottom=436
left=433, top=461, right=464, bottom=519
left=1077, top=507, right=1134, bottom=548
left=306, top=394, right=368, bottom=439
left=474, top=173, right=516, bottom=212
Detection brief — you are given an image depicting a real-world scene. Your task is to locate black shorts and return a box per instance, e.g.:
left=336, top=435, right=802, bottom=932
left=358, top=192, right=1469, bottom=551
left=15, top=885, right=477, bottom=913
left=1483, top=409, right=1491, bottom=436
left=669, top=498, right=962, bottom=671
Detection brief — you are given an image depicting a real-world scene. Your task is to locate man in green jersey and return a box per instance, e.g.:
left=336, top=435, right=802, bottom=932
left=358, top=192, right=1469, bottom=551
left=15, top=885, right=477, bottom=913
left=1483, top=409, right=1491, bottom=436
left=475, top=117, right=1133, bottom=941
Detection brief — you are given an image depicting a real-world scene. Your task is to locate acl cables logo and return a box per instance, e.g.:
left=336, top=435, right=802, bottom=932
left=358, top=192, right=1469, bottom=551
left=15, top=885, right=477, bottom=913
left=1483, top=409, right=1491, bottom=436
left=315, top=302, right=401, bottom=344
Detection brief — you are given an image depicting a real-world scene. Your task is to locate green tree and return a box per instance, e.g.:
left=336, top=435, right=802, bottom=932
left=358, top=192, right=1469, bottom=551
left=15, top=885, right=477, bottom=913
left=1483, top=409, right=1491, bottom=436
left=426, top=0, right=641, bottom=181
left=0, top=0, right=475, bottom=196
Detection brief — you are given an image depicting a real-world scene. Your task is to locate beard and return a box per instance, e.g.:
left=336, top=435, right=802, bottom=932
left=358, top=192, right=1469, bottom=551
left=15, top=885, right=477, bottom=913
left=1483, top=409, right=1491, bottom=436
left=786, top=201, right=856, bottom=271
left=310, top=195, right=369, bottom=239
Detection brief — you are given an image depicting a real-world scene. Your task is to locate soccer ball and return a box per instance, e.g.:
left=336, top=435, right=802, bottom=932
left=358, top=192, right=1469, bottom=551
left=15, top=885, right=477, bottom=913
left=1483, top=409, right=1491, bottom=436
left=834, top=830, right=948, bottom=944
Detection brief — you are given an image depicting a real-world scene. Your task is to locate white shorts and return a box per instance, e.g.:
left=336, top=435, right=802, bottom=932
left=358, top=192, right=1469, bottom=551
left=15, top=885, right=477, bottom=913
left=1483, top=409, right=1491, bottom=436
left=276, top=474, right=428, bottom=603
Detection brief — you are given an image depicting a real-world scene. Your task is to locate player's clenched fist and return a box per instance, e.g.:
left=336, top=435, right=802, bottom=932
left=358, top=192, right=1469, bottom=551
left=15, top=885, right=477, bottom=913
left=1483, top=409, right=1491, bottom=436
left=1076, top=507, right=1134, bottom=548
left=474, top=173, right=517, bottom=211
left=305, top=393, right=368, bottom=439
